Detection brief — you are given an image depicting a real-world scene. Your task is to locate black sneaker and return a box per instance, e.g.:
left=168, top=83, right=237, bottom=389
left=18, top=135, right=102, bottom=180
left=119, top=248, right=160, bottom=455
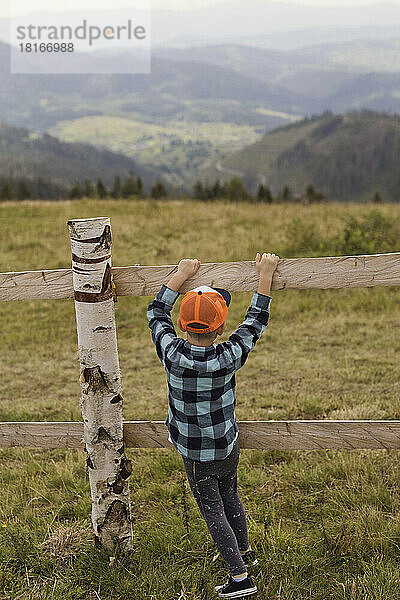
left=214, top=574, right=257, bottom=598
left=242, top=550, right=259, bottom=568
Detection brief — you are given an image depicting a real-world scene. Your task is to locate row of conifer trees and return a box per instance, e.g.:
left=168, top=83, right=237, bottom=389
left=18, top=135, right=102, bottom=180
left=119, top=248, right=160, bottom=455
left=68, top=175, right=328, bottom=203
left=0, top=174, right=384, bottom=204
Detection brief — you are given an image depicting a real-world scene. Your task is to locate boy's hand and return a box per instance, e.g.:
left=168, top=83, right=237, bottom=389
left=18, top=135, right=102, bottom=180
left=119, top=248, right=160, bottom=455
left=167, top=258, right=201, bottom=292
left=177, top=259, right=201, bottom=280
left=255, top=252, right=279, bottom=276
left=255, top=252, right=279, bottom=295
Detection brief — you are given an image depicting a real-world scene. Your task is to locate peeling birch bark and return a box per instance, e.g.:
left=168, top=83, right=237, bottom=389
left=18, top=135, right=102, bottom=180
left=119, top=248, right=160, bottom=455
left=67, top=217, right=134, bottom=554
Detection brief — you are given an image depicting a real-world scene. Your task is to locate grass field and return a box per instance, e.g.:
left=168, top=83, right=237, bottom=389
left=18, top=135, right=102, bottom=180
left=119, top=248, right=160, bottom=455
left=1, top=199, right=400, bottom=599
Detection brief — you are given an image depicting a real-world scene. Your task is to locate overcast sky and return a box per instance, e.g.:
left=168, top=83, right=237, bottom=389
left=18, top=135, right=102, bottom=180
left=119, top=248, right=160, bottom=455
left=3, top=0, right=400, bottom=17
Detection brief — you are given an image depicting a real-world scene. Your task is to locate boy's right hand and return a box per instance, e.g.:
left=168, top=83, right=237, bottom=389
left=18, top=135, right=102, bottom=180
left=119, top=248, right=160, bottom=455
left=255, top=252, right=279, bottom=278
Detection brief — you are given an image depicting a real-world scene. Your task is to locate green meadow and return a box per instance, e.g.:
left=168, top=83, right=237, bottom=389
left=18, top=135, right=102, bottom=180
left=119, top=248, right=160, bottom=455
left=1, top=199, right=400, bottom=599
left=48, top=116, right=260, bottom=188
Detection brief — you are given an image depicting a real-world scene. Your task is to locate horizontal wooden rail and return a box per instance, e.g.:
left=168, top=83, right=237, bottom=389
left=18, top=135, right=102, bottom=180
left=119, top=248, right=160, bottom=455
left=1, top=253, right=400, bottom=301
left=2, top=421, right=400, bottom=450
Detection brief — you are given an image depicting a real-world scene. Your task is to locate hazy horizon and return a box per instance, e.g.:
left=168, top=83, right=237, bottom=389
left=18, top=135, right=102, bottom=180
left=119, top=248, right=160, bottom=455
left=3, top=0, right=400, bottom=51
left=3, top=0, right=400, bottom=18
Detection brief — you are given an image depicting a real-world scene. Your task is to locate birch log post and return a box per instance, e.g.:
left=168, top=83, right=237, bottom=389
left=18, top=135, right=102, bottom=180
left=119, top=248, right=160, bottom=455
left=67, top=217, right=134, bottom=554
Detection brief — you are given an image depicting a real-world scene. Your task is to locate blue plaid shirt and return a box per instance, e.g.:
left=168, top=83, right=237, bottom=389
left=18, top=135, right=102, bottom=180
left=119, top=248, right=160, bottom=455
left=147, top=285, right=271, bottom=461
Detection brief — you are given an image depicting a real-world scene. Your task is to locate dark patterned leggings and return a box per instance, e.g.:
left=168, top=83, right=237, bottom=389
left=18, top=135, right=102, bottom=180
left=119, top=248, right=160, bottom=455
left=182, top=437, right=249, bottom=576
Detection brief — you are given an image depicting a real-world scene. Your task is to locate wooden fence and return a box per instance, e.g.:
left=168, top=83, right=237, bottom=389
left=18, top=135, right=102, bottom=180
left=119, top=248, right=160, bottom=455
left=2, top=420, right=400, bottom=450
left=2, top=251, right=400, bottom=301
left=1, top=216, right=400, bottom=552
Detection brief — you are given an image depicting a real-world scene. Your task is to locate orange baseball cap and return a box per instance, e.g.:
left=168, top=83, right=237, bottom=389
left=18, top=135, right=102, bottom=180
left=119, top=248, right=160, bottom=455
left=179, top=286, right=231, bottom=334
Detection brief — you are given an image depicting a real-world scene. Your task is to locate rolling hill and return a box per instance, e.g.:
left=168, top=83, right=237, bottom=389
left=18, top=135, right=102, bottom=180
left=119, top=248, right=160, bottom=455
left=219, top=110, right=400, bottom=201
left=47, top=116, right=262, bottom=189
left=0, top=123, right=155, bottom=192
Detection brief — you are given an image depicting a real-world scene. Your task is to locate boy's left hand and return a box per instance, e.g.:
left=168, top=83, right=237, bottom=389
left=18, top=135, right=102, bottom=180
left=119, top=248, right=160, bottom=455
left=177, top=259, right=201, bottom=280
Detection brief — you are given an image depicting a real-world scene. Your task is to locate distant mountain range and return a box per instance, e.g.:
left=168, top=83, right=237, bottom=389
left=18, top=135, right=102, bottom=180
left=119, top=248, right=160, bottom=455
left=148, top=1, right=400, bottom=48
left=236, top=25, right=400, bottom=52
left=2, top=36, right=400, bottom=134
left=0, top=41, right=312, bottom=133
left=218, top=110, right=400, bottom=201
left=155, top=41, right=400, bottom=110
left=1, top=20, right=400, bottom=192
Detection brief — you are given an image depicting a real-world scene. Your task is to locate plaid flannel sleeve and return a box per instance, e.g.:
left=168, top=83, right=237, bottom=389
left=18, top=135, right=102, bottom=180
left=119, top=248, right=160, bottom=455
left=223, top=292, right=271, bottom=370
left=147, top=284, right=179, bottom=363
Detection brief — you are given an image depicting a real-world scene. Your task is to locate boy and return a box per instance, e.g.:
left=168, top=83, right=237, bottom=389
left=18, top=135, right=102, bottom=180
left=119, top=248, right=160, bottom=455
left=147, top=252, right=279, bottom=598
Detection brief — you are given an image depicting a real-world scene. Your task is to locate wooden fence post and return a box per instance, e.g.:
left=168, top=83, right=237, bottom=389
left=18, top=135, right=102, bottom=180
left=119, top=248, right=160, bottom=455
left=67, top=217, right=134, bottom=554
